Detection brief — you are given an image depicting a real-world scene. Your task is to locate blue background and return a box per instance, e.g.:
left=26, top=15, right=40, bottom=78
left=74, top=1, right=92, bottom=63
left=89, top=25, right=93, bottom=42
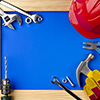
left=1, top=11, right=100, bottom=90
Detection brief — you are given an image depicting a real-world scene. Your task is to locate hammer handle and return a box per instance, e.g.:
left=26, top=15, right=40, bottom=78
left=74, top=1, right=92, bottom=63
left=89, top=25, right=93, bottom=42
left=58, top=83, right=82, bottom=100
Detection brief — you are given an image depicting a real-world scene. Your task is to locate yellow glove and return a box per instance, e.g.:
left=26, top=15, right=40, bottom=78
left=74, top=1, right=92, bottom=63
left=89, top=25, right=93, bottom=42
left=84, top=70, right=100, bottom=100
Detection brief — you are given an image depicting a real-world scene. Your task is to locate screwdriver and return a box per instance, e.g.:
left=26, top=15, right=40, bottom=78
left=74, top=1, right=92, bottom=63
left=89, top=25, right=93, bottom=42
left=1, top=57, right=12, bottom=100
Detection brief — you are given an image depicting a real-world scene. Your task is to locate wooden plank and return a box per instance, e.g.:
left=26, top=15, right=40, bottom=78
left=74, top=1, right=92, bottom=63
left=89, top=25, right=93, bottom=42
left=0, top=0, right=72, bottom=11
left=0, top=90, right=89, bottom=100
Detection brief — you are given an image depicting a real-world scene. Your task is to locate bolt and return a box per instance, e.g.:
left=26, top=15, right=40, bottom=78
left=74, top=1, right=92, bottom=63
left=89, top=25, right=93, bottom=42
left=66, top=76, right=75, bottom=87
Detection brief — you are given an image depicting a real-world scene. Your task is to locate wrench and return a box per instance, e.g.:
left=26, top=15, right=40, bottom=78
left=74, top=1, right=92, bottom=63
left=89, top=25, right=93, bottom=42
left=51, top=76, right=82, bottom=100
left=0, top=0, right=43, bottom=24
left=0, top=7, right=22, bottom=29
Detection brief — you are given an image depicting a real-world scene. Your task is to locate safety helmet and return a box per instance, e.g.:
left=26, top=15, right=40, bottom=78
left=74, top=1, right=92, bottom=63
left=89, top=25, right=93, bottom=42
left=69, top=0, right=100, bottom=39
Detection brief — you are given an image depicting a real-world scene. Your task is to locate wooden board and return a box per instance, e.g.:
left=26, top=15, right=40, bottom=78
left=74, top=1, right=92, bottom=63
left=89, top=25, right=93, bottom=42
left=0, top=0, right=72, bottom=11
left=0, top=90, right=89, bottom=100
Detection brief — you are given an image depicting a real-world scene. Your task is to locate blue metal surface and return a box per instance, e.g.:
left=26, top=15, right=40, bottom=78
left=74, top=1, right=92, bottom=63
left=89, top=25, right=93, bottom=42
left=1, top=11, right=100, bottom=90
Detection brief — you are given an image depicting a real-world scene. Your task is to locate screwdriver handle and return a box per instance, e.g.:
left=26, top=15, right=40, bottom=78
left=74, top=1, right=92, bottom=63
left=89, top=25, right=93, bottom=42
left=1, top=96, right=12, bottom=100
left=58, top=83, right=82, bottom=100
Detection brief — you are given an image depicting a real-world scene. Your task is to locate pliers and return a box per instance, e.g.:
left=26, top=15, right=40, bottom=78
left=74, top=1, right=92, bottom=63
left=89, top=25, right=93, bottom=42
left=83, top=42, right=100, bottom=54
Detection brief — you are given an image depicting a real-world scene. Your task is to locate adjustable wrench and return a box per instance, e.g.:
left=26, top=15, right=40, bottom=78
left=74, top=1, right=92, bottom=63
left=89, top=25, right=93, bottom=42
left=0, top=7, right=22, bottom=29
left=51, top=76, right=82, bottom=100
left=0, top=0, right=43, bottom=24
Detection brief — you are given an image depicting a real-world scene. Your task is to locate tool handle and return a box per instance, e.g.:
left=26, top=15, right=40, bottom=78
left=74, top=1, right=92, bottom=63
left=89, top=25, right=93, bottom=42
left=58, top=83, right=82, bottom=100
left=96, top=42, right=100, bottom=54
left=98, top=42, right=100, bottom=46
left=96, top=48, right=100, bottom=54
left=1, top=96, right=12, bottom=100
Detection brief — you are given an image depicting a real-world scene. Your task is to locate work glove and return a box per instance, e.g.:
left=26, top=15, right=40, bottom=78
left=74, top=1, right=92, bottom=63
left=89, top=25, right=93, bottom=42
left=84, top=70, right=100, bottom=100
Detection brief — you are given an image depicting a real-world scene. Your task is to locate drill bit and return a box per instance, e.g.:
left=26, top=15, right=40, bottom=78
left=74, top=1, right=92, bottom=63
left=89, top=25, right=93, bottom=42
left=5, top=56, right=7, bottom=79
left=1, top=56, right=12, bottom=100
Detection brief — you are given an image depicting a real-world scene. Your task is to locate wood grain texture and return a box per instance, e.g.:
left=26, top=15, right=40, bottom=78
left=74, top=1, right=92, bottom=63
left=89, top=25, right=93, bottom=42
left=0, top=0, right=72, bottom=11
left=0, top=90, right=89, bottom=100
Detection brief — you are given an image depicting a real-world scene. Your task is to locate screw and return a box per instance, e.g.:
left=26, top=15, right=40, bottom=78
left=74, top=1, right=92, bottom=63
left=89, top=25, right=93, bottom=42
left=66, top=76, right=75, bottom=87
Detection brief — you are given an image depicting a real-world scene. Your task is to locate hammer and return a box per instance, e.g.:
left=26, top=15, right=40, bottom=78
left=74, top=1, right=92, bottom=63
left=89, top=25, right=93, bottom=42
left=76, top=53, right=95, bottom=87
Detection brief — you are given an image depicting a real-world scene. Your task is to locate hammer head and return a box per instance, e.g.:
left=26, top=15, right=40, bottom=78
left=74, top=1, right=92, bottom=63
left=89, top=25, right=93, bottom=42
left=76, top=53, right=94, bottom=87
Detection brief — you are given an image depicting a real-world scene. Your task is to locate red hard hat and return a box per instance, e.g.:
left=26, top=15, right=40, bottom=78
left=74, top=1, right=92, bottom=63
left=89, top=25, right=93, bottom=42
left=69, top=0, right=100, bottom=39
